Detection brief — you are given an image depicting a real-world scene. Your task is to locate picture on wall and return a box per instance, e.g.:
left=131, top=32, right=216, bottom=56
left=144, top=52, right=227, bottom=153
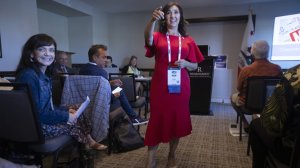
left=214, top=55, right=227, bottom=69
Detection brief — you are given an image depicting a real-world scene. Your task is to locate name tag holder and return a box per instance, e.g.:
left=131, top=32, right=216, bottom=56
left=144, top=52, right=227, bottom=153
left=166, top=32, right=182, bottom=94
left=168, top=66, right=181, bottom=93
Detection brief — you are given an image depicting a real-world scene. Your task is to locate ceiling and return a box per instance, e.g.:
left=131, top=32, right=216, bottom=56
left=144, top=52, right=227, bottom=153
left=80, top=0, right=283, bottom=13
left=37, top=0, right=283, bottom=16
left=37, top=0, right=89, bottom=17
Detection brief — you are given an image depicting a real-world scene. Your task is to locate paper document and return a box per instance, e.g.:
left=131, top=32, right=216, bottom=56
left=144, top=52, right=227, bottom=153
left=112, top=87, right=122, bottom=94
left=75, top=96, right=90, bottom=118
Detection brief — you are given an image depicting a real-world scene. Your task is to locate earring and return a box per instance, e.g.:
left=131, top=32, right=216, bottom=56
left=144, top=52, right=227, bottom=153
left=30, top=55, right=34, bottom=62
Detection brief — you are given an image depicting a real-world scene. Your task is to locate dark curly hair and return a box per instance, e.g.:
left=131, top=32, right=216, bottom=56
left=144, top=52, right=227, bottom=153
left=159, top=2, right=188, bottom=37
left=16, top=34, right=57, bottom=75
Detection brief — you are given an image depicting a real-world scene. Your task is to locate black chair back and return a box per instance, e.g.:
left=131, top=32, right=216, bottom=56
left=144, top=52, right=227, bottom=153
left=234, top=76, right=281, bottom=141
left=0, top=82, right=89, bottom=167
left=109, top=73, right=137, bottom=102
left=0, top=83, right=44, bottom=144
left=51, top=75, right=67, bottom=106
left=245, top=76, right=281, bottom=112
left=291, top=133, right=300, bottom=168
left=109, top=73, right=148, bottom=121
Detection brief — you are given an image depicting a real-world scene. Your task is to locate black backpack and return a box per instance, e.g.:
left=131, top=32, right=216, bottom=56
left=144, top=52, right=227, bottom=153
left=260, top=77, right=294, bottom=136
left=108, top=107, right=144, bottom=153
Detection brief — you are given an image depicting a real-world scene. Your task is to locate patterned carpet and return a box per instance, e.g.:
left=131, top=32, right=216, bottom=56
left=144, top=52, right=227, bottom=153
left=93, top=103, right=252, bottom=168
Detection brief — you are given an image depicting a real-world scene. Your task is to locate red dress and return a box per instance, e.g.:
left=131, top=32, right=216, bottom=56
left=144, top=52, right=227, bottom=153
left=144, top=32, right=204, bottom=146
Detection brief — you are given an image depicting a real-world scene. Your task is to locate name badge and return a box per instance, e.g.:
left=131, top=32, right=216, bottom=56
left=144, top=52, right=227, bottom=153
left=168, top=67, right=181, bottom=93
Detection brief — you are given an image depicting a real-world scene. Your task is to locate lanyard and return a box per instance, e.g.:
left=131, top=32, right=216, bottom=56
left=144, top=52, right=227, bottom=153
left=50, top=87, right=54, bottom=110
left=166, top=32, right=182, bottom=63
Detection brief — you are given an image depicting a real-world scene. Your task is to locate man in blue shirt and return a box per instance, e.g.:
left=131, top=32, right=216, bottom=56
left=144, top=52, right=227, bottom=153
left=79, top=44, right=147, bottom=125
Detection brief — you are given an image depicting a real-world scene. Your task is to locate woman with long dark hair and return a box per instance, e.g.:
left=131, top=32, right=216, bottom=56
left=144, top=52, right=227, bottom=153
left=16, top=34, right=107, bottom=150
left=144, top=2, right=204, bottom=167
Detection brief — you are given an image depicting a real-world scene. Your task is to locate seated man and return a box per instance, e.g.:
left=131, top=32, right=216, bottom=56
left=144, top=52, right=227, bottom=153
left=79, top=44, right=147, bottom=126
left=105, top=56, right=118, bottom=68
left=231, top=40, right=282, bottom=130
left=51, top=51, right=75, bottom=75
left=250, top=64, right=300, bottom=168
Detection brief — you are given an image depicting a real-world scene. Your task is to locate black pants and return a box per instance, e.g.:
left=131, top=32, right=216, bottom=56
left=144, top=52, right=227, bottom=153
left=249, top=118, right=291, bottom=168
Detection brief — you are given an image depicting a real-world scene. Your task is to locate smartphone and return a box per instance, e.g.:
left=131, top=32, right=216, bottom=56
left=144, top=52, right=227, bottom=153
left=112, top=87, right=123, bottom=94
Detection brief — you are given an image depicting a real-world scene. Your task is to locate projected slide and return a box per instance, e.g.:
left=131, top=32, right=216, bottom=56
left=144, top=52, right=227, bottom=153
left=272, top=13, right=300, bottom=60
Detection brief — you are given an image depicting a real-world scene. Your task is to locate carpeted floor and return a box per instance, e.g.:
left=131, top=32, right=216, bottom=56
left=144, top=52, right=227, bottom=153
left=93, top=103, right=252, bottom=168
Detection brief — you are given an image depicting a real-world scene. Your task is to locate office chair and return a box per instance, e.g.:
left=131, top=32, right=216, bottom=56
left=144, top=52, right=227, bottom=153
left=109, top=73, right=148, bottom=119
left=0, top=82, right=85, bottom=167
left=232, top=76, right=281, bottom=141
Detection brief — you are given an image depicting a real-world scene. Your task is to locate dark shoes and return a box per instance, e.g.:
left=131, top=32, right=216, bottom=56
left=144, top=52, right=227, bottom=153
left=131, top=116, right=148, bottom=126
left=244, top=126, right=250, bottom=133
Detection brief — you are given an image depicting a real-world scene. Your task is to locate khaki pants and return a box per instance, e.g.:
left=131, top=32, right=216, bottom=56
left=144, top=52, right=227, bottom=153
left=231, top=92, right=243, bottom=106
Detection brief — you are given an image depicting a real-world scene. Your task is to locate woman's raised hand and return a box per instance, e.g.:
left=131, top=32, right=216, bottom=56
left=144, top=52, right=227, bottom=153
left=151, top=6, right=164, bottom=22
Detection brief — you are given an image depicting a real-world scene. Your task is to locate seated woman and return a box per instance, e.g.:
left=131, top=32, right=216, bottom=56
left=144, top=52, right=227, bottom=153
left=123, top=55, right=142, bottom=94
left=15, top=34, right=106, bottom=150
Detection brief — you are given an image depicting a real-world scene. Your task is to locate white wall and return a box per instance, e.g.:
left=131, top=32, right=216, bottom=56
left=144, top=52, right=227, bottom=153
left=107, top=0, right=300, bottom=96
left=0, top=0, right=39, bottom=71
left=188, top=21, right=245, bottom=97
left=107, top=4, right=250, bottom=69
left=37, top=7, right=109, bottom=64
left=253, top=1, right=300, bottom=69
left=53, top=0, right=95, bottom=16
left=108, top=13, right=151, bottom=68
left=92, top=12, right=109, bottom=46
left=0, top=0, right=298, bottom=102
left=38, top=8, right=69, bottom=51
left=68, top=16, right=93, bottom=63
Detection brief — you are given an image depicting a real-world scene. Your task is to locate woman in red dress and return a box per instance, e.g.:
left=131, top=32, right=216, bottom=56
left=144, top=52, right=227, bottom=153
left=144, top=2, right=204, bottom=168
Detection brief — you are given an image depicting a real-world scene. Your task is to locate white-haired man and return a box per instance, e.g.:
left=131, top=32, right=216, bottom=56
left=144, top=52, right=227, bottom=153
left=231, top=40, right=282, bottom=131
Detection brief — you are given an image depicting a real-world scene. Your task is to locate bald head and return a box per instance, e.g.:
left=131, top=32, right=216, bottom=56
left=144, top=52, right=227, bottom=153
left=251, top=40, right=270, bottom=59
